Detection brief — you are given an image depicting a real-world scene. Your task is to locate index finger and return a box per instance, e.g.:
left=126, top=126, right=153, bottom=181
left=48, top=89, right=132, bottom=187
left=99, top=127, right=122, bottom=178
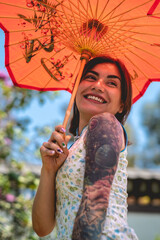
left=55, top=125, right=66, bottom=134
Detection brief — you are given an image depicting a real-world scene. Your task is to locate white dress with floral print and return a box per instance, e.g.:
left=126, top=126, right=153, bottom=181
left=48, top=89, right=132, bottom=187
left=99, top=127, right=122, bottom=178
left=40, top=127, right=138, bottom=240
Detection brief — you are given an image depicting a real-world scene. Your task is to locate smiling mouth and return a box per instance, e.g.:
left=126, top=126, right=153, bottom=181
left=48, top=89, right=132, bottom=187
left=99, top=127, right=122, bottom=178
left=84, top=94, right=107, bottom=103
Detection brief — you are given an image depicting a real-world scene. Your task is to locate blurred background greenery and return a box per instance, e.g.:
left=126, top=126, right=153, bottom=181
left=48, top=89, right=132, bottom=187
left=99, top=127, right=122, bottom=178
left=0, top=73, right=57, bottom=239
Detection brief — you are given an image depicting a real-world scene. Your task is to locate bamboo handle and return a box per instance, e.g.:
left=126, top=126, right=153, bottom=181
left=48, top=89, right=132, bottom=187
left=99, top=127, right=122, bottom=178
left=63, top=57, right=87, bottom=129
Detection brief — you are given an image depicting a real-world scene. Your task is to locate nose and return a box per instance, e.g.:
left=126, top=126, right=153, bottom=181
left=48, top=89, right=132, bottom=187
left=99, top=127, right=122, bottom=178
left=91, top=79, right=104, bottom=92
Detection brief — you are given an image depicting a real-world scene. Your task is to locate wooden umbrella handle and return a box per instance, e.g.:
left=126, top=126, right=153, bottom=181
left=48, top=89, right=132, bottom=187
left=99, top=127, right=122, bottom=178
left=63, top=51, right=92, bottom=129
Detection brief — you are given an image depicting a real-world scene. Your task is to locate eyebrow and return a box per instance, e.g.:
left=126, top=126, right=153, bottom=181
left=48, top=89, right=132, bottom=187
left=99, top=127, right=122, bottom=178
left=87, top=70, right=121, bottom=81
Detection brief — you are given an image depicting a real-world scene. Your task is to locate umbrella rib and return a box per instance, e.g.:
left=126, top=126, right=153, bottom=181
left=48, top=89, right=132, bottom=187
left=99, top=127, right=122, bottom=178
left=60, top=3, right=80, bottom=43
left=64, top=57, right=81, bottom=90
left=112, top=23, right=160, bottom=28
left=67, top=0, right=84, bottom=47
left=98, top=0, right=110, bottom=22
left=0, top=1, right=40, bottom=11
left=103, top=0, right=153, bottom=22
left=124, top=53, right=148, bottom=79
left=105, top=12, right=129, bottom=36
left=105, top=0, right=126, bottom=24
left=127, top=43, right=160, bottom=67
left=106, top=11, right=160, bottom=25
left=53, top=8, right=80, bottom=49
left=66, top=0, right=92, bottom=19
left=100, top=0, right=126, bottom=22
left=121, top=37, right=160, bottom=75
left=109, top=27, right=160, bottom=37
left=7, top=45, right=65, bottom=67
left=6, top=34, right=61, bottom=48
left=17, top=49, right=73, bottom=84
left=95, top=0, right=99, bottom=20
left=128, top=48, right=160, bottom=73
left=93, top=14, right=131, bottom=53
left=103, top=26, right=160, bottom=65
left=126, top=37, right=160, bottom=59
left=0, top=0, right=62, bottom=20
left=39, top=67, right=67, bottom=91
left=80, top=0, right=89, bottom=49
left=86, top=0, right=94, bottom=18
left=94, top=27, right=123, bottom=55
left=18, top=52, right=80, bottom=91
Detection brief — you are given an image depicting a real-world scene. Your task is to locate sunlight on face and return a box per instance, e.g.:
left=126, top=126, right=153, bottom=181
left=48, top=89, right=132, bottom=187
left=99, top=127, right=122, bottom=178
left=76, top=63, right=123, bottom=126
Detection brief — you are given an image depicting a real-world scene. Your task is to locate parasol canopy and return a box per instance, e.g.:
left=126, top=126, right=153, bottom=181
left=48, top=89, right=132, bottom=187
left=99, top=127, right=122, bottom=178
left=0, top=0, right=160, bottom=126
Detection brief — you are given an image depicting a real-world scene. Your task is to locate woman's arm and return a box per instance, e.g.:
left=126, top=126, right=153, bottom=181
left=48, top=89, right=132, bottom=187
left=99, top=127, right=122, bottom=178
left=32, top=167, right=56, bottom=237
left=32, top=125, right=69, bottom=237
left=72, top=112, right=124, bottom=240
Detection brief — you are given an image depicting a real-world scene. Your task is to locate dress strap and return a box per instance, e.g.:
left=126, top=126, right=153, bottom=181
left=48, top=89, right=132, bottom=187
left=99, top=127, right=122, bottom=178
left=120, top=124, right=128, bottom=152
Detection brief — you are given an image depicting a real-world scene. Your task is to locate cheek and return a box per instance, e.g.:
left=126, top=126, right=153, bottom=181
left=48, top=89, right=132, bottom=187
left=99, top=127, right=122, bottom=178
left=76, top=82, right=88, bottom=101
left=75, top=87, right=83, bottom=109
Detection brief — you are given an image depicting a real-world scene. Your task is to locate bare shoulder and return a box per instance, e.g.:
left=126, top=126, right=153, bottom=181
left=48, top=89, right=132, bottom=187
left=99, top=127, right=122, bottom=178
left=89, top=112, right=122, bottom=129
left=87, top=112, right=125, bottom=153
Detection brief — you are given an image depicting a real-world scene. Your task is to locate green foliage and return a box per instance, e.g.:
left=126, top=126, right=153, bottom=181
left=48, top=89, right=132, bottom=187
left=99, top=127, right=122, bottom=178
left=0, top=73, right=57, bottom=163
left=141, top=93, right=160, bottom=167
left=0, top=73, right=58, bottom=239
left=155, top=235, right=160, bottom=240
left=124, top=122, right=137, bottom=167
left=0, top=160, right=39, bottom=239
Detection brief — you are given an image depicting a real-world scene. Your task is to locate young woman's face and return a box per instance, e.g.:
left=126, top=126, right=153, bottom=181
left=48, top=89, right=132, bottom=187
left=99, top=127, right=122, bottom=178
left=76, top=63, right=124, bottom=122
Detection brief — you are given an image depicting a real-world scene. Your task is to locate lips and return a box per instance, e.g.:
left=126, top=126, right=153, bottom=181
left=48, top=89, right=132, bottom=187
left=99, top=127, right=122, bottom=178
left=84, top=94, right=107, bottom=103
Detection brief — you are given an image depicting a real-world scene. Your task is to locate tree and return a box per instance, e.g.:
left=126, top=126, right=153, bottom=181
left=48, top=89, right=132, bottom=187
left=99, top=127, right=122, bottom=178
left=0, top=72, right=58, bottom=163
left=140, top=93, right=160, bottom=167
left=0, top=72, right=58, bottom=239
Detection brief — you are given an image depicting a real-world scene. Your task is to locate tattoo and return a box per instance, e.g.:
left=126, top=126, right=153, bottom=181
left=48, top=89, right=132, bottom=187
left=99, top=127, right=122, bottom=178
left=72, top=113, right=123, bottom=240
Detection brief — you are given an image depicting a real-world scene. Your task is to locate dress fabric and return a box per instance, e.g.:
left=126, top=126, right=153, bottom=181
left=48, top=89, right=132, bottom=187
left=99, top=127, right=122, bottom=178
left=40, top=126, right=138, bottom=240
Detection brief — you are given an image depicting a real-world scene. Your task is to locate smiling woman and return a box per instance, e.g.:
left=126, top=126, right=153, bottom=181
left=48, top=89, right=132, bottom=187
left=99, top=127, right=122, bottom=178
left=75, top=62, right=123, bottom=134
left=70, top=56, right=132, bottom=136
left=32, top=56, right=138, bottom=240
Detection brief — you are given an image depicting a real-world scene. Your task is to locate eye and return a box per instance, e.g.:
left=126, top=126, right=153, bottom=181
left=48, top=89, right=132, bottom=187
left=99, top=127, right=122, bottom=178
left=107, top=80, right=118, bottom=87
left=83, top=74, right=97, bottom=81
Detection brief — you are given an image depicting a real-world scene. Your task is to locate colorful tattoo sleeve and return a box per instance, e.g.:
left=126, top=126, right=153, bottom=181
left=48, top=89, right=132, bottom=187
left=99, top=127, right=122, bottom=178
left=72, top=113, right=123, bottom=240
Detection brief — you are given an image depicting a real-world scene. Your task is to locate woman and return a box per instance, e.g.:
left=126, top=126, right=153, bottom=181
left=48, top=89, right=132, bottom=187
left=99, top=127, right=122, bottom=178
left=32, top=56, right=138, bottom=240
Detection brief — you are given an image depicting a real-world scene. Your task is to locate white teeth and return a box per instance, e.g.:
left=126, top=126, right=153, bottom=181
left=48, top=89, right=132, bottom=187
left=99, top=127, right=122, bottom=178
left=86, top=95, right=104, bottom=103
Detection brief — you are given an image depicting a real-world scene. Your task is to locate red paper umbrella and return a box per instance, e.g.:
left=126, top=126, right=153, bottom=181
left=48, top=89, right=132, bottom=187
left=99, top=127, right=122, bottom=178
left=0, top=0, right=160, bottom=127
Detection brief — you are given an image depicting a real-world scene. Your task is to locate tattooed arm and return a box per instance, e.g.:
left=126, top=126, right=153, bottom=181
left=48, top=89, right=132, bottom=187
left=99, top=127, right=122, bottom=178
left=72, top=112, right=124, bottom=240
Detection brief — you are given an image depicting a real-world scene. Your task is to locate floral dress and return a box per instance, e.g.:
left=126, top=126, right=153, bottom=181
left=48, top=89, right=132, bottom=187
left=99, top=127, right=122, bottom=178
left=40, top=126, right=138, bottom=240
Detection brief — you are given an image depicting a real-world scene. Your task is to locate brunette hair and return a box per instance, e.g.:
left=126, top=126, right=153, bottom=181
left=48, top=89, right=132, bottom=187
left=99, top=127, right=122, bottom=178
left=69, top=55, right=132, bottom=136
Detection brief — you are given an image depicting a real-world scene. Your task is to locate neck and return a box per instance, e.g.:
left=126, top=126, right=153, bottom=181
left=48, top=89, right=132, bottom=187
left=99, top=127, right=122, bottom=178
left=78, top=114, right=91, bottom=135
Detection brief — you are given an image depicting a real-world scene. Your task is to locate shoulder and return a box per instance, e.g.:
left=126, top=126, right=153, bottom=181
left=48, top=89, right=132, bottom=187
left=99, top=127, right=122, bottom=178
left=87, top=112, right=125, bottom=152
left=88, top=112, right=122, bottom=133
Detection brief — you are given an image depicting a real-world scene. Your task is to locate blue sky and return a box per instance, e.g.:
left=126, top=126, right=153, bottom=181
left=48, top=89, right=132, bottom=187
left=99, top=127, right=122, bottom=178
left=0, top=28, right=160, bottom=160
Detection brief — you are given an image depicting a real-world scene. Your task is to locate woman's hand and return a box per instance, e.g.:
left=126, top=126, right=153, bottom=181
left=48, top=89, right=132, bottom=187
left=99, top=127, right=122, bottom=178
left=40, top=125, right=70, bottom=174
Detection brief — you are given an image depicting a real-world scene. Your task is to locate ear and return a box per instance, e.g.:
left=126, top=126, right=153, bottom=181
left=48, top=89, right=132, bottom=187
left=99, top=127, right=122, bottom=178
left=118, top=103, right=124, bottom=114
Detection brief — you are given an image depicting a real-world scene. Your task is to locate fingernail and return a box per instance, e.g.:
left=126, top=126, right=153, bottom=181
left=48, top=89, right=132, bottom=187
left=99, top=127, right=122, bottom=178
left=51, top=150, right=55, bottom=155
left=57, top=148, right=63, bottom=154
left=62, top=142, right=66, bottom=148
left=61, top=127, right=66, bottom=133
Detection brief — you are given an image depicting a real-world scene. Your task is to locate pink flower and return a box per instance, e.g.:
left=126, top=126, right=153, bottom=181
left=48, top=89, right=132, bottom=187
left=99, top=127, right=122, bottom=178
left=0, top=72, right=12, bottom=87
left=6, top=194, right=16, bottom=202
left=4, top=138, right=12, bottom=146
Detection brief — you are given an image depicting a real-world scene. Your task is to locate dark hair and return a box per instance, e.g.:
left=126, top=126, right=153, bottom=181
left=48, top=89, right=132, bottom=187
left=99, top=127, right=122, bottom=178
left=69, top=55, right=132, bottom=136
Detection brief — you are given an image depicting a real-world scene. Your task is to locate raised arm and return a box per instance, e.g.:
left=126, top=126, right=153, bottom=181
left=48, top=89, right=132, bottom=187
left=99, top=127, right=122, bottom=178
left=72, top=112, right=124, bottom=240
left=32, top=126, right=69, bottom=237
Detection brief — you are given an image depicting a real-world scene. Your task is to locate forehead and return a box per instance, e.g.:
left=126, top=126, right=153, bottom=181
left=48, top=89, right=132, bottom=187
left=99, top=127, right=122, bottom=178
left=88, top=63, right=120, bottom=77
